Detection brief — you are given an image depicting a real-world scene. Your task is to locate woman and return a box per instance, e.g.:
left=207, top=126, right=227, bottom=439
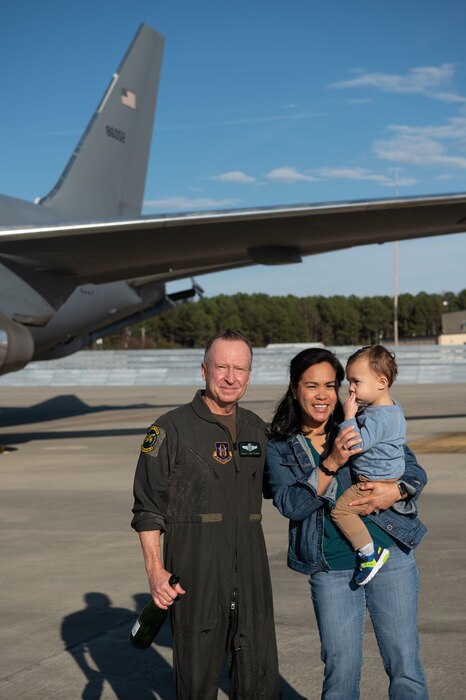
left=265, top=348, right=429, bottom=699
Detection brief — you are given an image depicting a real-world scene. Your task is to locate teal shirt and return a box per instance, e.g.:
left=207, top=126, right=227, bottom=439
left=306, top=438, right=397, bottom=570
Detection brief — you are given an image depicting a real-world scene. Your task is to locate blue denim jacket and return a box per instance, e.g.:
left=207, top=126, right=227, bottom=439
left=265, top=431, right=427, bottom=575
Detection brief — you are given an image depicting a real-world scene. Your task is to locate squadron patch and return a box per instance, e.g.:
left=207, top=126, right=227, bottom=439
left=141, top=424, right=166, bottom=455
left=213, top=442, right=233, bottom=464
left=238, top=441, right=262, bottom=457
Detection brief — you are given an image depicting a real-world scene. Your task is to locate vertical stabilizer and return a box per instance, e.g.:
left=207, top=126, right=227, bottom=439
left=40, top=24, right=164, bottom=219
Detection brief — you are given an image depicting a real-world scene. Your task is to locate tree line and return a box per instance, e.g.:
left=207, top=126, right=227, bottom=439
left=104, top=289, right=466, bottom=350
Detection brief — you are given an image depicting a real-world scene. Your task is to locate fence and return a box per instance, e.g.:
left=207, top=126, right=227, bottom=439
left=1, top=345, right=466, bottom=386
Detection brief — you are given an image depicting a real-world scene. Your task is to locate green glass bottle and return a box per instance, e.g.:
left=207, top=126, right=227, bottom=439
left=129, top=574, right=179, bottom=650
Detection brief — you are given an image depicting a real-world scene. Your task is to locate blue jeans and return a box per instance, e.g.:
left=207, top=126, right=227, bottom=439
left=310, top=546, right=428, bottom=699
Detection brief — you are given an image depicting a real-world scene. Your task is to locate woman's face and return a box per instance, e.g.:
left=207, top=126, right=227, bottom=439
left=293, top=361, right=339, bottom=430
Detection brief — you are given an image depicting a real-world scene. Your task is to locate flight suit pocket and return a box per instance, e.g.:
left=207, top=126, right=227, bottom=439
left=232, top=632, right=253, bottom=694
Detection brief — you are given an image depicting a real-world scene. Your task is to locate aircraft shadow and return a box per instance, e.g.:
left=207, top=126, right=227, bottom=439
left=0, top=394, right=182, bottom=428
left=61, top=592, right=306, bottom=700
left=1, top=393, right=464, bottom=430
left=1, top=427, right=144, bottom=446
left=406, top=413, right=466, bottom=421
left=3, top=416, right=466, bottom=448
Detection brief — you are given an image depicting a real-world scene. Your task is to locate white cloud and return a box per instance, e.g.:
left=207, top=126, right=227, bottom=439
left=328, top=64, right=466, bottom=103
left=348, top=98, right=374, bottom=105
left=329, top=65, right=453, bottom=91
left=210, top=171, right=256, bottom=184
left=264, top=165, right=415, bottom=188
left=315, top=167, right=387, bottom=183
left=374, top=133, right=466, bottom=169
left=265, top=167, right=316, bottom=183
left=158, top=111, right=328, bottom=131
left=431, top=92, right=466, bottom=104
left=312, top=167, right=415, bottom=188
left=389, top=118, right=466, bottom=141
left=380, top=176, right=417, bottom=188
left=144, top=196, right=241, bottom=211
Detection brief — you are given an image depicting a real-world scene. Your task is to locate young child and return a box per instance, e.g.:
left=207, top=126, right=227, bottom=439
left=331, top=345, right=406, bottom=585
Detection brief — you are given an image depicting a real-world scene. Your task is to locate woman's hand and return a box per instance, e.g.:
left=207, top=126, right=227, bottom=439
left=348, top=481, right=401, bottom=515
left=323, top=425, right=362, bottom=472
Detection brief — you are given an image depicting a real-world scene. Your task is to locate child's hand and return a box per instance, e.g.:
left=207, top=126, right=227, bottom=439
left=343, top=390, right=358, bottom=420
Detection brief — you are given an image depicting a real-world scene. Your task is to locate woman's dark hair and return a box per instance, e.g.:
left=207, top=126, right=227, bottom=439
left=269, top=348, right=345, bottom=440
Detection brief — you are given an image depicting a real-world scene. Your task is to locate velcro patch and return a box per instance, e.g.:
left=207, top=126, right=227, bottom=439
left=238, top=441, right=261, bottom=457
left=213, top=442, right=233, bottom=464
left=141, top=424, right=166, bottom=455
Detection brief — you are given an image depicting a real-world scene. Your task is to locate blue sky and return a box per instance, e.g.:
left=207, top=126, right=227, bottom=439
left=1, top=0, right=466, bottom=299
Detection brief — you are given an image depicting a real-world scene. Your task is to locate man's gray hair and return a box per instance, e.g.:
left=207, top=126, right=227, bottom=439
left=203, top=329, right=253, bottom=365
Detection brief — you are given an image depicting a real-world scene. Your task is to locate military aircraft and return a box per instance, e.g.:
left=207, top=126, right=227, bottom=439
left=1, top=23, right=465, bottom=377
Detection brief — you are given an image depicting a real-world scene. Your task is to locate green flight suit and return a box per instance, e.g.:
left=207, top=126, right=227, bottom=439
left=131, top=390, right=279, bottom=699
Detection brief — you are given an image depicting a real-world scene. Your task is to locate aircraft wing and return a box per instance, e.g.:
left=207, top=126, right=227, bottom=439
left=0, top=192, right=465, bottom=285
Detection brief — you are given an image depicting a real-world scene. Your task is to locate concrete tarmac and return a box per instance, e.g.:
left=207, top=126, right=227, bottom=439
left=0, top=383, right=465, bottom=700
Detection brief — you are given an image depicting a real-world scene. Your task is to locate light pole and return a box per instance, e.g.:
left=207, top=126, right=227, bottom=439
left=394, top=241, right=399, bottom=346
left=393, top=172, right=400, bottom=346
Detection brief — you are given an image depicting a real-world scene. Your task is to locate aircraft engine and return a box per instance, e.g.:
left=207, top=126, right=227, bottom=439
left=0, top=314, right=35, bottom=375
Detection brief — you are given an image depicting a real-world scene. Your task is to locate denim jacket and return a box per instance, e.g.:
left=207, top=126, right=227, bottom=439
left=265, top=431, right=427, bottom=575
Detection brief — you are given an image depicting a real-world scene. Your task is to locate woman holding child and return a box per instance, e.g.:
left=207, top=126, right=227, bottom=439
left=265, top=346, right=429, bottom=699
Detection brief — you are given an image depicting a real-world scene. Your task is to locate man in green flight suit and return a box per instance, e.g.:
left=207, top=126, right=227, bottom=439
left=131, top=329, right=280, bottom=699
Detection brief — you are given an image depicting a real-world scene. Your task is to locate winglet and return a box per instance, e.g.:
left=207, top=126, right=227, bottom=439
left=39, top=24, right=164, bottom=219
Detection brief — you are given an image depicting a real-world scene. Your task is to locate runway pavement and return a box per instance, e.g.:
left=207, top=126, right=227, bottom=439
left=0, top=383, right=465, bottom=699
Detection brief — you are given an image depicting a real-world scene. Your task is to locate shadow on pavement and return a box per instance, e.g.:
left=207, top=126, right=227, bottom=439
left=0, top=394, right=172, bottom=427
left=62, top=592, right=175, bottom=700
left=61, top=592, right=307, bottom=699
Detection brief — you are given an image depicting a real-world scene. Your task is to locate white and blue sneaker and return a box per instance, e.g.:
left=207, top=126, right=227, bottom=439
left=354, top=545, right=389, bottom=586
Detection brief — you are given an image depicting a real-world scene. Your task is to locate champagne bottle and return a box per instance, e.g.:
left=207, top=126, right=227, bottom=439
left=129, top=574, right=180, bottom=650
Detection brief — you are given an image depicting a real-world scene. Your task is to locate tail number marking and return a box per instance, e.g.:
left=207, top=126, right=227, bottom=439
left=106, top=126, right=126, bottom=143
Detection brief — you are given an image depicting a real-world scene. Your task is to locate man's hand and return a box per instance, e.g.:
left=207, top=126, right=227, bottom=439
left=139, top=531, right=186, bottom=609
left=149, top=567, right=186, bottom=609
left=348, top=481, right=401, bottom=515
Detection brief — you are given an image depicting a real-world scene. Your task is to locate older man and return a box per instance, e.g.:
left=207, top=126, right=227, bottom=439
left=131, top=329, right=279, bottom=699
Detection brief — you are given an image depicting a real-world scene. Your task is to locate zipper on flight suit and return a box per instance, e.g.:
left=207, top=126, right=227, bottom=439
left=216, top=420, right=239, bottom=618
left=228, top=422, right=239, bottom=619
left=186, top=446, right=220, bottom=479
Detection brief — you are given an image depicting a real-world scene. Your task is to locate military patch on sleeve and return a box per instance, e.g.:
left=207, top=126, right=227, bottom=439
left=141, top=424, right=166, bottom=455
left=238, top=441, right=262, bottom=457
left=213, top=442, right=233, bottom=464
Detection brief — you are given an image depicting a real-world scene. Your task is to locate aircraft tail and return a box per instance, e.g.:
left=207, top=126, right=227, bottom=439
left=39, top=24, right=164, bottom=219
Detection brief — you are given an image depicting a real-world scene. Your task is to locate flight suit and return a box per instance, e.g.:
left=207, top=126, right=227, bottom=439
left=131, top=390, right=280, bottom=700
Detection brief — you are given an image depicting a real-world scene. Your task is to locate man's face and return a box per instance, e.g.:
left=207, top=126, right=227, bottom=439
left=201, top=339, right=252, bottom=412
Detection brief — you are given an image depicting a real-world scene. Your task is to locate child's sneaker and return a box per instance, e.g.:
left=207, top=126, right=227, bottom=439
left=354, top=545, right=389, bottom=586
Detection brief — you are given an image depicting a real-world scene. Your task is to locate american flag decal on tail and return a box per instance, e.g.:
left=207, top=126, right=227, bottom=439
left=121, top=88, right=136, bottom=109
